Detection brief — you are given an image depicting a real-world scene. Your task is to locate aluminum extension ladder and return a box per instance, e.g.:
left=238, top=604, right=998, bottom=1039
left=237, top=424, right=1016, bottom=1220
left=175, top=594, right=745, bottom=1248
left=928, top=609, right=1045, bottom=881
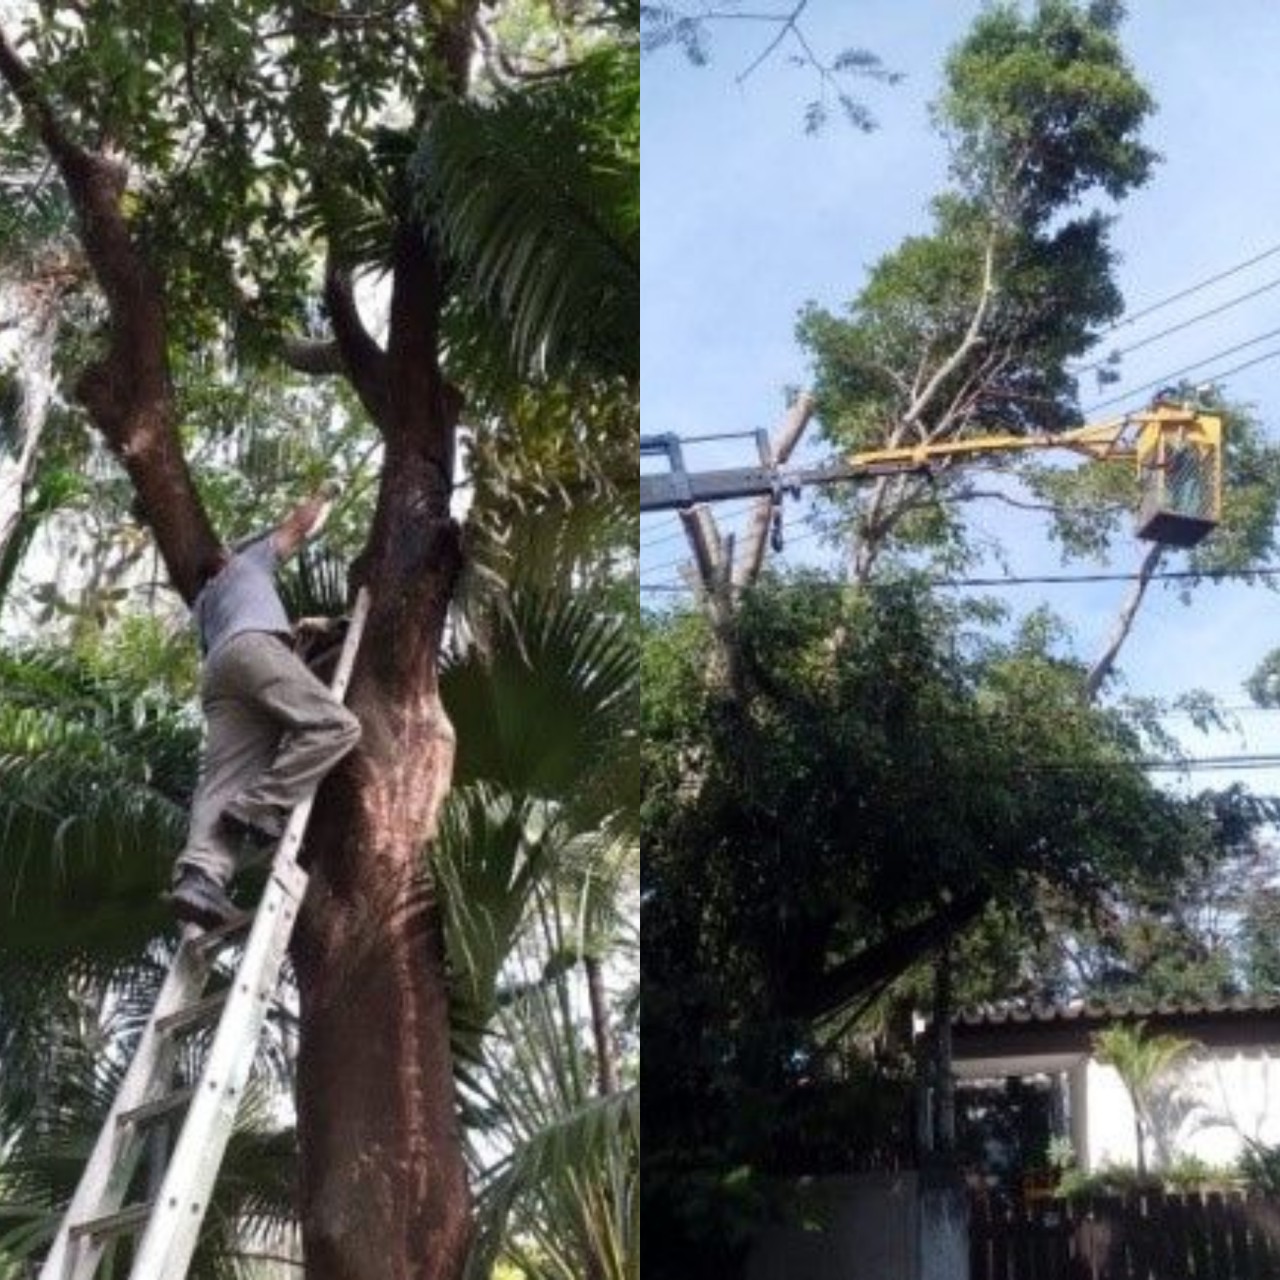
left=38, top=587, right=371, bottom=1280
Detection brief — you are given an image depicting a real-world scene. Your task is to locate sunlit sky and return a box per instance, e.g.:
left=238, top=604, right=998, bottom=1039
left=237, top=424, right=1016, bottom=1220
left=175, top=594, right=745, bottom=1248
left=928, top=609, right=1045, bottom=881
left=641, top=0, right=1280, bottom=799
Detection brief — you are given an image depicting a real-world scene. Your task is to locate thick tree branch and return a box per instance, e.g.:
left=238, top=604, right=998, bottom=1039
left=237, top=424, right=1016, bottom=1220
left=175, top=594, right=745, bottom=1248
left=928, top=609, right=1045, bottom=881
left=795, top=887, right=991, bottom=1023
left=324, top=262, right=390, bottom=425
left=386, top=219, right=459, bottom=483
left=0, top=22, right=219, bottom=603
left=281, top=335, right=346, bottom=376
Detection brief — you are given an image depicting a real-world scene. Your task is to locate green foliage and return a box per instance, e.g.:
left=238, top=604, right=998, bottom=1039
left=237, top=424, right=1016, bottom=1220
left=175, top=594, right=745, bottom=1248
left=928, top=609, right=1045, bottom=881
left=443, top=589, right=638, bottom=836
left=1093, top=1020, right=1198, bottom=1176
left=642, top=573, right=1219, bottom=1269
left=1056, top=1156, right=1236, bottom=1199
left=419, top=41, right=639, bottom=384
left=0, top=644, right=197, bottom=965
left=1238, top=1141, right=1280, bottom=1195
left=433, top=583, right=638, bottom=1280
left=1093, top=1021, right=1199, bottom=1096
left=936, top=0, right=1157, bottom=225
left=797, top=0, right=1156, bottom=575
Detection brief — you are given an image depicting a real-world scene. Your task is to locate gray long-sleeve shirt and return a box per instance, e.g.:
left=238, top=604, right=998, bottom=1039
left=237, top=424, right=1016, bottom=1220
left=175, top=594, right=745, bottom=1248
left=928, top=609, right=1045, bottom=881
left=192, top=536, right=291, bottom=658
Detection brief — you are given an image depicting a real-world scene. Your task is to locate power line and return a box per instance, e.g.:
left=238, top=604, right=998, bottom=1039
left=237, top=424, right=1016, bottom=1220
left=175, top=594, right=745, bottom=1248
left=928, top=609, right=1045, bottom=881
left=1095, top=240, right=1280, bottom=338
left=641, top=518, right=831, bottom=581
left=1084, top=339, right=1280, bottom=414
left=639, top=563, right=1280, bottom=595
left=1044, top=754, right=1280, bottom=774
left=640, top=499, right=757, bottom=553
left=1074, top=276, right=1280, bottom=375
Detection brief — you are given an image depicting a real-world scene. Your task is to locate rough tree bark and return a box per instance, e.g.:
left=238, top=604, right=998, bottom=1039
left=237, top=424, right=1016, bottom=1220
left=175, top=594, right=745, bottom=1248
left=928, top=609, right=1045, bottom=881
left=0, top=21, right=475, bottom=1280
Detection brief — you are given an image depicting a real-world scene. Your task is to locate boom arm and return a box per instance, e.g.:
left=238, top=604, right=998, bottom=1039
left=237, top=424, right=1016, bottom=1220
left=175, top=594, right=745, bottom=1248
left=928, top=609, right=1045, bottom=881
left=641, top=404, right=1224, bottom=549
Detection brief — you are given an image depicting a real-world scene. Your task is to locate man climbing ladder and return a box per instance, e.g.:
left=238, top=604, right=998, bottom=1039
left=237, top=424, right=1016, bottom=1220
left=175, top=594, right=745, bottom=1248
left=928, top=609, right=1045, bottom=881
left=39, top=580, right=371, bottom=1280
left=169, top=482, right=362, bottom=928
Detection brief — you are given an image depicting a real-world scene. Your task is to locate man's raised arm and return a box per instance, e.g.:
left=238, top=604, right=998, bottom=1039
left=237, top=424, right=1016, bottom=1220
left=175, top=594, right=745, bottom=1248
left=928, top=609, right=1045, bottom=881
left=271, top=481, right=340, bottom=561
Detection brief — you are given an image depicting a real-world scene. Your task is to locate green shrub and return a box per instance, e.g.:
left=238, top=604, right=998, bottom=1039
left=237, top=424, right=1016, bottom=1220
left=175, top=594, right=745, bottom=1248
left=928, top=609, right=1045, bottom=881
left=1239, top=1141, right=1280, bottom=1194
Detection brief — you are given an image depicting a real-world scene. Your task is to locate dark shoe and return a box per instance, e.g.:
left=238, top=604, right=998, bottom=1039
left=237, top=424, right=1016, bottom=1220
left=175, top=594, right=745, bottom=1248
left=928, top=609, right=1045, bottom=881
left=218, top=805, right=286, bottom=852
left=167, top=867, right=242, bottom=930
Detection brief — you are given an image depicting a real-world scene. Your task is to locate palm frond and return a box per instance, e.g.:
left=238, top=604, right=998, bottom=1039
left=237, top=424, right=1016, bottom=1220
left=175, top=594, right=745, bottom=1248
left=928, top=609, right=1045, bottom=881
left=436, top=784, right=566, bottom=1068
left=416, top=44, right=638, bottom=385
left=0, top=647, right=198, bottom=965
left=441, top=590, right=638, bottom=833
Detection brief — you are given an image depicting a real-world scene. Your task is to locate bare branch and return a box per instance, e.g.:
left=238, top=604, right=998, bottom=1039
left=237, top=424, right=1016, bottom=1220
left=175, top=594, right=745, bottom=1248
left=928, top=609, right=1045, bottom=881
left=1085, top=541, right=1164, bottom=702
left=904, top=233, right=998, bottom=430
left=737, top=0, right=810, bottom=83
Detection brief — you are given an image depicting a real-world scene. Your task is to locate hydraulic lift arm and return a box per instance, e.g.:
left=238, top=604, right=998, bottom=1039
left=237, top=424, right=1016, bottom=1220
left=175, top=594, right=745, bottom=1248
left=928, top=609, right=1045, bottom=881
left=640, top=403, right=1225, bottom=549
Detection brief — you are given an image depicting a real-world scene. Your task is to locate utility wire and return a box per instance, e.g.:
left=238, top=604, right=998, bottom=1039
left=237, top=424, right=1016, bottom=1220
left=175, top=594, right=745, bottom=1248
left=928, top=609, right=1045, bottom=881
left=641, top=519, right=830, bottom=581
left=1085, top=341, right=1280, bottom=415
left=1093, top=240, right=1280, bottom=338
left=1073, top=276, right=1280, bottom=375
left=640, top=499, right=756, bottom=552
left=640, top=563, right=1280, bottom=595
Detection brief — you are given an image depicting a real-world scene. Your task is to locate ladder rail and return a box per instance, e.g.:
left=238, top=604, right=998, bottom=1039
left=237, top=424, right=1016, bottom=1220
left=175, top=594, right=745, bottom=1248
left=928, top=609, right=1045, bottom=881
left=36, top=945, right=213, bottom=1280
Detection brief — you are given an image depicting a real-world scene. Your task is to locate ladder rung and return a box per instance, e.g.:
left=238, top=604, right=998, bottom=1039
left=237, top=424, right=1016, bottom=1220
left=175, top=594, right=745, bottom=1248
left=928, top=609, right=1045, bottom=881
left=156, top=991, right=229, bottom=1038
left=187, top=912, right=254, bottom=954
left=68, top=1201, right=153, bottom=1241
left=118, top=1088, right=195, bottom=1131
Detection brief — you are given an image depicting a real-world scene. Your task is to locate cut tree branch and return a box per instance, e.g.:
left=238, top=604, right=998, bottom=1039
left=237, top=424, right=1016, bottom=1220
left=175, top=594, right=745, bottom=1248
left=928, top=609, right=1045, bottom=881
left=734, top=392, right=815, bottom=589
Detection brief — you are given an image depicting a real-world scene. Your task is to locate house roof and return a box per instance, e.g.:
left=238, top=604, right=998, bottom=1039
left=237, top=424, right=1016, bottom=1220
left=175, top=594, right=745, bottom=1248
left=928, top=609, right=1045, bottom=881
left=955, top=993, right=1280, bottom=1028
left=950, top=994, right=1280, bottom=1069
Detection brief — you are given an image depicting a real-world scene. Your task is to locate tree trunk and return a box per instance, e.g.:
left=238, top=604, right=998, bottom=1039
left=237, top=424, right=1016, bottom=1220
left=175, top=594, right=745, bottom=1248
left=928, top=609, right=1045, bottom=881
left=1084, top=541, right=1163, bottom=701
left=932, top=945, right=956, bottom=1156
left=290, top=221, right=471, bottom=1280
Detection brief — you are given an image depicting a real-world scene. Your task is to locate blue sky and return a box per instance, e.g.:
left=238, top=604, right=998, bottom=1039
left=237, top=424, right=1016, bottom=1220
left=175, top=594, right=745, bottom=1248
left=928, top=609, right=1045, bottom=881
left=641, top=1, right=1280, bottom=796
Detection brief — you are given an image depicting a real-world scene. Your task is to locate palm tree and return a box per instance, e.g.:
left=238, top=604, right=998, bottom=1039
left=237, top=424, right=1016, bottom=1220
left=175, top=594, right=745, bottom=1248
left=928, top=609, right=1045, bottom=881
left=438, top=585, right=639, bottom=1280
left=1093, top=1021, right=1199, bottom=1177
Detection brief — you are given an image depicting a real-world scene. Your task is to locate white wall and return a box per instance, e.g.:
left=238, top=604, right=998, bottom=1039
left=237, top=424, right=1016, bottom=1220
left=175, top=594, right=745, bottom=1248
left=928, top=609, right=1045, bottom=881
left=1081, top=1048, right=1280, bottom=1171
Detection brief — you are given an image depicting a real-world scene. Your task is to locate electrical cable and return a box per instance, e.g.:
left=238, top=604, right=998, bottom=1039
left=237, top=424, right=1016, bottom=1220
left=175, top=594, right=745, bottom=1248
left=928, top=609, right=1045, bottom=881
left=639, top=562, right=1280, bottom=595
left=1092, top=240, right=1280, bottom=338
left=1084, top=335, right=1280, bottom=414
left=1072, top=276, right=1280, bottom=375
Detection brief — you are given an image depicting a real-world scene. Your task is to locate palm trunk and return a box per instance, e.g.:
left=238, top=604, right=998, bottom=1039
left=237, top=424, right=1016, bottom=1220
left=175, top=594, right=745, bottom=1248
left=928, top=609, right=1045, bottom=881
left=586, top=954, right=618, bottom=1096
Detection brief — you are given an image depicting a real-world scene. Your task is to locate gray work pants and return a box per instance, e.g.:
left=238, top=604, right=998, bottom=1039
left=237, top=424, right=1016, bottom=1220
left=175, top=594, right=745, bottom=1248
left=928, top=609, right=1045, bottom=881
left=176, top=630, right=362, bottom=886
